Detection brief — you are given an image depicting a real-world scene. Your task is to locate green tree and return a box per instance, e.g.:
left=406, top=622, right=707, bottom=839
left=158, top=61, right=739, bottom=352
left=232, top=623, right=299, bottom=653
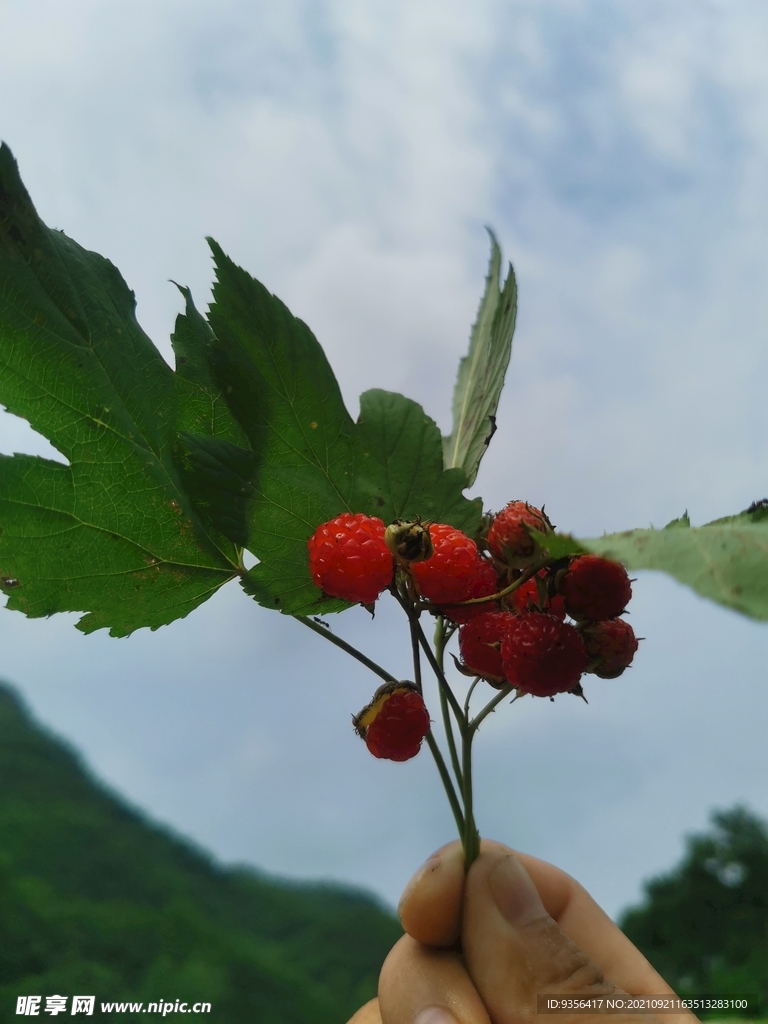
left=620, top=807, right=768, bottom=1013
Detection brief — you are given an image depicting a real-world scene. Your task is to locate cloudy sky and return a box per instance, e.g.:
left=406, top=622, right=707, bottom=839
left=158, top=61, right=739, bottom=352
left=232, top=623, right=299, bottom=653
left=1, top=0, right=767, bottom=922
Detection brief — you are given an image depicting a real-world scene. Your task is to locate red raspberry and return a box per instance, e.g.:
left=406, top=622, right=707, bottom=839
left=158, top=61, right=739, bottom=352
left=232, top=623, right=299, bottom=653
left=559, top=554, right=632, bottom=622
left=440, top=557, right=499, bottom=624
left=500, top=612, right=588, bottom=697
left=581, top=618, right=639, bottom=678
left=410, top=524, right=482, bottom=604
left=487, top=501, right=552, bottom=567
left=510, top=574, right=566, bottom=620
left=308, top=512, right=393, bottom=604
left=458, top=611, right=513, bottom=683
left=353, top=683, right=431, bottom=761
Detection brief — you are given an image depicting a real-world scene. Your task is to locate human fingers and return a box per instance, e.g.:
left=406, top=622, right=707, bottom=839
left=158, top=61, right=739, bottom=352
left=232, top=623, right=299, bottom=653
left=377, top=933, right=492, bottom=1024
left=398, top=843, right=466, bottom=946
left=512, top=850, right=673, bottom=995
left=399, top=840, right=670, bottom=995
left=347, top=997, right=382, bottom=1024
left=462, top=847, right=690, bottom=1024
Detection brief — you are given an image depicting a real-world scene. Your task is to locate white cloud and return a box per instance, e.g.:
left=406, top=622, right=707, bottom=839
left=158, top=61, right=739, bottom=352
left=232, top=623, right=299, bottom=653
left=1, top=0, right=767, bottom=924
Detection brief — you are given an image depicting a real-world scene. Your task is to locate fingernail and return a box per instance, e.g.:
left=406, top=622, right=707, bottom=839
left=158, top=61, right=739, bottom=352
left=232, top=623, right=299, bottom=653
left=398, top=851, right=443, bottom=917
left=414, top=1008, right=458, bottom=1024
left=489, top=854, right=547, bottom=928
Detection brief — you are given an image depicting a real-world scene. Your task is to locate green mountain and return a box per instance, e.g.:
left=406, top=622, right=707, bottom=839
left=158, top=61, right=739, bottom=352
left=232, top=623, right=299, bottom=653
left=620, top=806, right=768, bottom=1015
left=0, top=683, right=401, bottom=1022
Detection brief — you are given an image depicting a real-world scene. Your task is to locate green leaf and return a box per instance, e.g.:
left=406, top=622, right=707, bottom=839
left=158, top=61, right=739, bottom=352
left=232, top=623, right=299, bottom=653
left=205, top=243, right=483, bottom=615
left=0, top=148, right=484, bottom=630
left=442, top=230, right=517, bottom=487
left=0, top=144, right=240, bottom=635
left=578, top=500, right=768, bottom=620
left=527, top=529, right=586, bottom=560
left=352, top=389, right=481, bottom=529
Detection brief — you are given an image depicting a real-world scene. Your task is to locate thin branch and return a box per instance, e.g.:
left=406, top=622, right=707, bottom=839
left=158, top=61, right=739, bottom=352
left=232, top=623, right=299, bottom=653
left=432, top=617, right=463, bottom=788
left=461, top=726, right=480, bottom=869
left=426, top=731, right=465, bottom=835
left=470, top=685, right=520, bottom=735
left=463, top=676, right=482, bottom=719
left=392, top=591, right=467, bottom=728
left=435, top=555, right=551, bottom=611
left=407, top=614, right=424, bottom=696
left=413, top=617, right=466, bottom=726
left=297, top=616, right=397, bottom=684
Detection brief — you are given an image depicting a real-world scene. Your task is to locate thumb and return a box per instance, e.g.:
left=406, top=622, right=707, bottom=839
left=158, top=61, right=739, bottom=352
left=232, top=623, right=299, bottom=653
left=463, top=849, right=618, bottom=1024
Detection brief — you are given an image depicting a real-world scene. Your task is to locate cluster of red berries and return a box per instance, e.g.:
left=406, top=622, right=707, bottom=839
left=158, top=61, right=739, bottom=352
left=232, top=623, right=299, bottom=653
left=308, top=501, right=638, bottom=760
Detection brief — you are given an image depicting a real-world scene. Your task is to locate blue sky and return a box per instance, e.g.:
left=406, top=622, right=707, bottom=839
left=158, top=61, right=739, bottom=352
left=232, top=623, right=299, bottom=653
left=0, top=0, right=767, bottom=919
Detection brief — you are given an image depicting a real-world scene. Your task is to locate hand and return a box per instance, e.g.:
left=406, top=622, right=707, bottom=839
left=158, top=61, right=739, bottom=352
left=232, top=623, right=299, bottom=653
left=348, top=840, right=693, bottom=1024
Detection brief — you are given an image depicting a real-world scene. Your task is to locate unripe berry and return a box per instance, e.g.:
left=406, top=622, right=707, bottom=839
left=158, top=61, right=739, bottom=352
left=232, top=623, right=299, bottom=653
left=308, top=512, right=393, bottom=605
left=487, top=501, right=552, bottom=568
left=580, top=618, right=639, bottom=678
left=353, top=681, right=430, bottom=761
left=559, top=554, right=632, bottom=622
left=458, top=611, right=514, bottom=684
left=500, top=612, right=588, bottom=697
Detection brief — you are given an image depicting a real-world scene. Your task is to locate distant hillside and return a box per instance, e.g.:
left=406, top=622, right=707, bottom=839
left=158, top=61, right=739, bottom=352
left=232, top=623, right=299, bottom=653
left=0, top=684, right=401, bottom=1022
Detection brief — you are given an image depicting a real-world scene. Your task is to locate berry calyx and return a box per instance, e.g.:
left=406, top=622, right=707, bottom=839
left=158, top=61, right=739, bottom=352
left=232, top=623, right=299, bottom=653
left=509, top=573, right=566, bottom=620
left=384, top=517, right=434, bottom=562
left=353, top=681, right=431, bottom=761
left=580, top=618, right=639, bottom=678
left=558, top=554, right=632, bottom=622
left=487, top=501, right=552, bottom=568
left=500, top=612, right=588, bottom=697
left=308, top=512, right=393, bottom=605
left=458, top=611, right=513, bottom=684
left=440, top=557, right=499, bottom=624
left=410, top=524, right=483, bottom=605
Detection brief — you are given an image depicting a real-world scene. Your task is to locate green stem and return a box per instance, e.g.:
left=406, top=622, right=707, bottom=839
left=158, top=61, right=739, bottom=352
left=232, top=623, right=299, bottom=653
left=438, top=555, right=551, bottom=611
left=426, top=730, right=465, bottom=836
left=404, top=610, right=465, bottom=836
left=413, top=617, right=466, bottom=727
left=407, top=615, right=424, bottom=696
left=463, top=676, right=481, bottom=719
left=470, top=686, right=519, bottom=736
left=461, top=726, right=480, bottom=869
left=433, top=616, right=463, bottom=789
left=296, top=616, right=396, bottom=684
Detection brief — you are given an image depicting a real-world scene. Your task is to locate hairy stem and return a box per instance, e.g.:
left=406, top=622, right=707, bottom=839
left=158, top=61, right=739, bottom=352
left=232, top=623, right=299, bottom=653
left=433, top=616, right=463, bottom=788
left=297, top=616, right=397, bottom=684
left=463, top=676, right=482, bottom=719
left=407, top=615, right=424, bottom=696
left=414, top=618, right=466, bottom=726
left=461, top=727, right=480, bottom=869
left=439, top=555, right=551, bottom=611
left=470, top=686, right=520, bottom=735
left=426, top=730, right=465, bottom=836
